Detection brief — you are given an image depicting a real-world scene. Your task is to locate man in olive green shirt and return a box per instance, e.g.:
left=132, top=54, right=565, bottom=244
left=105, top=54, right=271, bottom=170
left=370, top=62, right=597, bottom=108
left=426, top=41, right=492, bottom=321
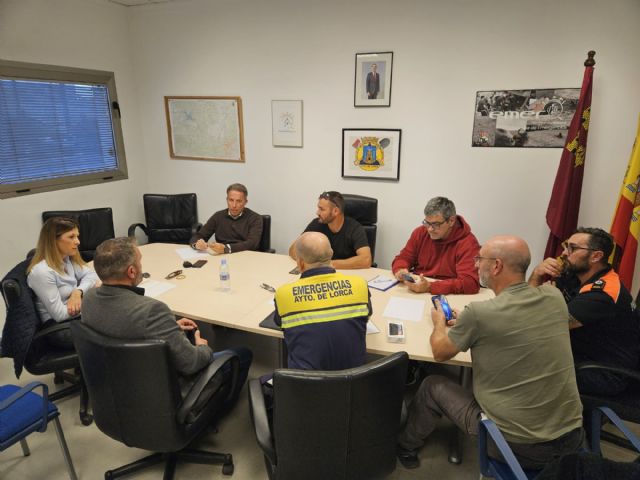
left=397, top=236, right=584, bottom=470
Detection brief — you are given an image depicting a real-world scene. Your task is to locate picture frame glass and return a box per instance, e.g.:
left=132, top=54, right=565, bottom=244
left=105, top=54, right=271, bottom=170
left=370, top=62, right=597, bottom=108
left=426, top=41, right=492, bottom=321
left=354, top=52, right=393, bottom=107
left=164, top=96, right=244, bottom=162
left=342, top=129, right=401, bottom=180
left=271, top=100, right=303, bottom=147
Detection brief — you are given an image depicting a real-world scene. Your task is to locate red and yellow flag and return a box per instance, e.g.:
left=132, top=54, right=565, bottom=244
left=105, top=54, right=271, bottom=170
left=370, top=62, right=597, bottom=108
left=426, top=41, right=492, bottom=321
left=610, top=116, right=640, bottom=290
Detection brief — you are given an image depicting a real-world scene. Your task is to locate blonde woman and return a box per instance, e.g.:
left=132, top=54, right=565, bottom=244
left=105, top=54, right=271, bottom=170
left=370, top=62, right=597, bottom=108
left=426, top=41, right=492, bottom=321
left=27, top=217, right=99, bottom=347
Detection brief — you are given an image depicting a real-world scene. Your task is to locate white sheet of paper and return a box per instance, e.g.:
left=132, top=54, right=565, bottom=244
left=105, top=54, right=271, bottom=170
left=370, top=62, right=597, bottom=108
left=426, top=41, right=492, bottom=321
left=366, top=320, right=380, bottom=335
left=175, top=247, right=210, bottom=261
left=383, top=297, right=426, bottom=322
left=141, top=279, right=177, bottom=298
left=367, top=275, right=399, bottom=291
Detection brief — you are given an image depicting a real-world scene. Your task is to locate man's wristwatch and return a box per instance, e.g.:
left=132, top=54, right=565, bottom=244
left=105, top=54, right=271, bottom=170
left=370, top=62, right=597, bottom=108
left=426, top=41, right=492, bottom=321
left=224, top=244, right=231, bottom=254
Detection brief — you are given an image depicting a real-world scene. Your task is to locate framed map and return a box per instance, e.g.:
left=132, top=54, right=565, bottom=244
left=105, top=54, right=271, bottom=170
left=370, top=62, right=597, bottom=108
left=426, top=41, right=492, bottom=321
left=164, top=96, right=245, bottom=162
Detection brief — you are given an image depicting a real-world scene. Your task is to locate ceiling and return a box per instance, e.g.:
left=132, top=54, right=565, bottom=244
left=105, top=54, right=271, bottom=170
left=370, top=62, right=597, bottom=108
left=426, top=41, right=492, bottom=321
left=106, top=0, right=185, bottom=6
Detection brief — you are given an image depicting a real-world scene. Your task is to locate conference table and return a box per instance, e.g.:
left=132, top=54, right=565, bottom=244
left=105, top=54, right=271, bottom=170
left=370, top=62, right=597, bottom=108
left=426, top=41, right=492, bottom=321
left=138, top=243, right=494, bottom=367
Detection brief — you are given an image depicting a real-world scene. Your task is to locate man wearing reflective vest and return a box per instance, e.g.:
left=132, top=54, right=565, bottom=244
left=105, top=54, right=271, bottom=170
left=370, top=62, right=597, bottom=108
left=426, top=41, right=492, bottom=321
left=529, top=227, right=638, bottom=396
left=275, top=232, right=372, bottom=370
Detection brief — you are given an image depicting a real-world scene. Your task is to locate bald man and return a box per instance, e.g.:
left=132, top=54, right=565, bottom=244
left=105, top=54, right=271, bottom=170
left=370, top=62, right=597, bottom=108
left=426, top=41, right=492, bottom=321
left=397, top=236, right=584, bottom=470
left=275, top=232, right=372, bottom=370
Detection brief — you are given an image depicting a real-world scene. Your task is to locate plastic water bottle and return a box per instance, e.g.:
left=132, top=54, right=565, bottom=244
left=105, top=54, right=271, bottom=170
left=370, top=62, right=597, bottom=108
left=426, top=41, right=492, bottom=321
left=219, top=258, right=231, bottom=291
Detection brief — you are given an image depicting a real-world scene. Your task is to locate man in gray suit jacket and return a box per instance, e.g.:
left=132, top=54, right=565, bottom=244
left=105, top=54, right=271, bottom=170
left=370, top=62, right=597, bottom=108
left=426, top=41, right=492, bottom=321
left=82, top=237, right=252, bottom=405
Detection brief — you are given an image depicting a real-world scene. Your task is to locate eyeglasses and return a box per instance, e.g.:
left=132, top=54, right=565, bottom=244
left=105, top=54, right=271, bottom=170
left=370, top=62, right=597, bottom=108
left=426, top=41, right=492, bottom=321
left=422, top=218, right=449, bottom=229
left=165, top=269, right=185, bottom=280
left=473, top=256, right=498, bottom=263
left=561, top=241, right=597, bottom=255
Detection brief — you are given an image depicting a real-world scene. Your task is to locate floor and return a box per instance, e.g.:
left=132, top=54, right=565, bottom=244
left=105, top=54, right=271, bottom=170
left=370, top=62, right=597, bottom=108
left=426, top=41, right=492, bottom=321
left=1, top=325, right=637, bottom=480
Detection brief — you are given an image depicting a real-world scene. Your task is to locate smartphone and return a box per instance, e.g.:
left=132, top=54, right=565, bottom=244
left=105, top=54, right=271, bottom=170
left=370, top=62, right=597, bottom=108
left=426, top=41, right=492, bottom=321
left=192, top=259, right=208, bottom=268
left=401, top=273, right=416, bottom=283
left=431, top=295, right=453, bottom=321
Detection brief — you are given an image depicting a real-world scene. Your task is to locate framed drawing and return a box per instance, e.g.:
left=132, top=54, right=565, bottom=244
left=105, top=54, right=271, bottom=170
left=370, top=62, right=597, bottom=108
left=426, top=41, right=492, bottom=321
left=354, top=52, right=393, bottom=107
left=272, top=100, right=303, bottom=147
left=471, top=88, right=580, bottom=148
left=164, top=96, right=245, bottom=162
left=342, top=128, right=401, bottom=180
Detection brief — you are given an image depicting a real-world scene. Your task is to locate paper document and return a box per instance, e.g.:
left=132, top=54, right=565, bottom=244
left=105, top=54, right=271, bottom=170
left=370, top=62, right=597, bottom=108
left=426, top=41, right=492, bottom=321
left=141, top=280, right=177, bottom=298
left=383, top=297, right=425, bottom=322
left=175, top=247, right=210, bottom=261
left=367, top=275, right=399, bottom=292
left=366, top=321, right=380, bottom=335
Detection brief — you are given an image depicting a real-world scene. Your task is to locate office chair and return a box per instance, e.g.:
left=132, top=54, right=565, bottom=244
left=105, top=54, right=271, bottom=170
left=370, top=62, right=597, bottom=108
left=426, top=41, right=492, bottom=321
left=0, top=381, right=77, bottom=480
left=576, top=362, right=640, bottom=452
left=576, top=288, right=640, bottom=453
left=42, top=208, right=115, bottom=262
left=259, top=215, right=276, bottom=253
left=71, top=321, right=239, bottom=479
left=249, top=351, right=408, bottom=480
left=0, top=259, right=91, bottom=426
left=479, top=407, right=640, bottom=480
left=342, top=194, right=378, bottom=266
left=128, top=193, right=202, bottom=244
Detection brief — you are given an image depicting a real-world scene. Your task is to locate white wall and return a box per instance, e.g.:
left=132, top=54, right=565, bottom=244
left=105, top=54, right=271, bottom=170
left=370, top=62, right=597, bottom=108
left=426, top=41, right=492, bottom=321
left=128, top=0, right=640, bottom=274
left=2, top=0, right=640, bottom=327
left=0, top=0, right=147, bottom=324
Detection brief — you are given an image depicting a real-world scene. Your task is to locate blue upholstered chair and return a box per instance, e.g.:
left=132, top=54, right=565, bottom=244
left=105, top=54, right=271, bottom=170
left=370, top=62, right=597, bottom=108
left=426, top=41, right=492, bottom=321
left=479, top=407, right=640, bottom=480
left=0, top=381, right=77, bottom=480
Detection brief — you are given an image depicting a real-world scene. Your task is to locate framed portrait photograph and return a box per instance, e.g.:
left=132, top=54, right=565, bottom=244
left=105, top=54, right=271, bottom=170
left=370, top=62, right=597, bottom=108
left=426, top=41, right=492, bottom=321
left=272, top=100, right=303, bottom=147
left=342, top=128, right=401, bottom=180
left=164, top=96, right=245, bottom=162
left=354, top=52, right=393, bottom=107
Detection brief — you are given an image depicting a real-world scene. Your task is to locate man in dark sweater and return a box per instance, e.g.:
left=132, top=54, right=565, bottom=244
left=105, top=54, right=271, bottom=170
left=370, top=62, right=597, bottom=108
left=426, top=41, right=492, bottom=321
left=191, top=183, right=263, bottom=254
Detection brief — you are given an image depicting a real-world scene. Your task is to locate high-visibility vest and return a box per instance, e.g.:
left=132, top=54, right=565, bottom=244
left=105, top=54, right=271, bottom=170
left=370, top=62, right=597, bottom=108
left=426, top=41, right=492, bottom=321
left=275, top=272, right=369, bottom=329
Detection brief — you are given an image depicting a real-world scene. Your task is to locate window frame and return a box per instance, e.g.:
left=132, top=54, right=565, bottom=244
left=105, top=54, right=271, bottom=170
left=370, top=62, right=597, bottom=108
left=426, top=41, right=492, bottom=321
left=0, top=59, right=128, bottom=199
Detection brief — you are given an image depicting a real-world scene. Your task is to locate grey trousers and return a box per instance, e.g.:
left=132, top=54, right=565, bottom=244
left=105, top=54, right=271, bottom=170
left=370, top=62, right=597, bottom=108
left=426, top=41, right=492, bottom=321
left=398, top=374, right=584, bottom=470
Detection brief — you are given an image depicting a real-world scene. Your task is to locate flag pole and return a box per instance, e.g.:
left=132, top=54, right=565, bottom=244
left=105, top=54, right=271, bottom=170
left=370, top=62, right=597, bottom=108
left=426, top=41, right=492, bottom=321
left=584, top=50, right=596, bottom=67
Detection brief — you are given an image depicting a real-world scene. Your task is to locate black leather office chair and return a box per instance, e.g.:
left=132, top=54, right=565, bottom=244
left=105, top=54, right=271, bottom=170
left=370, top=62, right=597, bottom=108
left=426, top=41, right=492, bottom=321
left=128, top=193, right=202, bottom=245
left=0, top=259, right=91, bottom=426
left=342, top=194, right=378, bottom=266
left=259, top=215, right=276, bottom=253
left=42, top=208, right=115, bottom=262
left=249, top=351, right=408, bottom=480
left=70, top=321, right=238, bottom=479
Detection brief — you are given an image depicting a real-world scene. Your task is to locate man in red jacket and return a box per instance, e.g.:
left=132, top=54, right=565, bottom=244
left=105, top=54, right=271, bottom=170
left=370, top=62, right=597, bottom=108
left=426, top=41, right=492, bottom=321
left=392, top=197, right=480, bottom=295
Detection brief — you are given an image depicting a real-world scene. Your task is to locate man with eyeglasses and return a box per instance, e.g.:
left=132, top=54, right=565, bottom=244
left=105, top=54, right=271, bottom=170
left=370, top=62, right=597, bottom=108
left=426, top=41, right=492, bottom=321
left=392, top=196, right=480, bottom=294
left=397, top=236, right=584, bottom=470
left=289, top=191, right=372, bottom=269
left=529, top=227, right=638, bottom=396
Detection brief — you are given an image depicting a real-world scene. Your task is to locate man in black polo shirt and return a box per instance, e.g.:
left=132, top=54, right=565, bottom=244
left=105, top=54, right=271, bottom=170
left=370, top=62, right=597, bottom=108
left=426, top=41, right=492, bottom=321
left=288, top=191, right=372, bottom=269
left=529, top=227, right=639, bottom=395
